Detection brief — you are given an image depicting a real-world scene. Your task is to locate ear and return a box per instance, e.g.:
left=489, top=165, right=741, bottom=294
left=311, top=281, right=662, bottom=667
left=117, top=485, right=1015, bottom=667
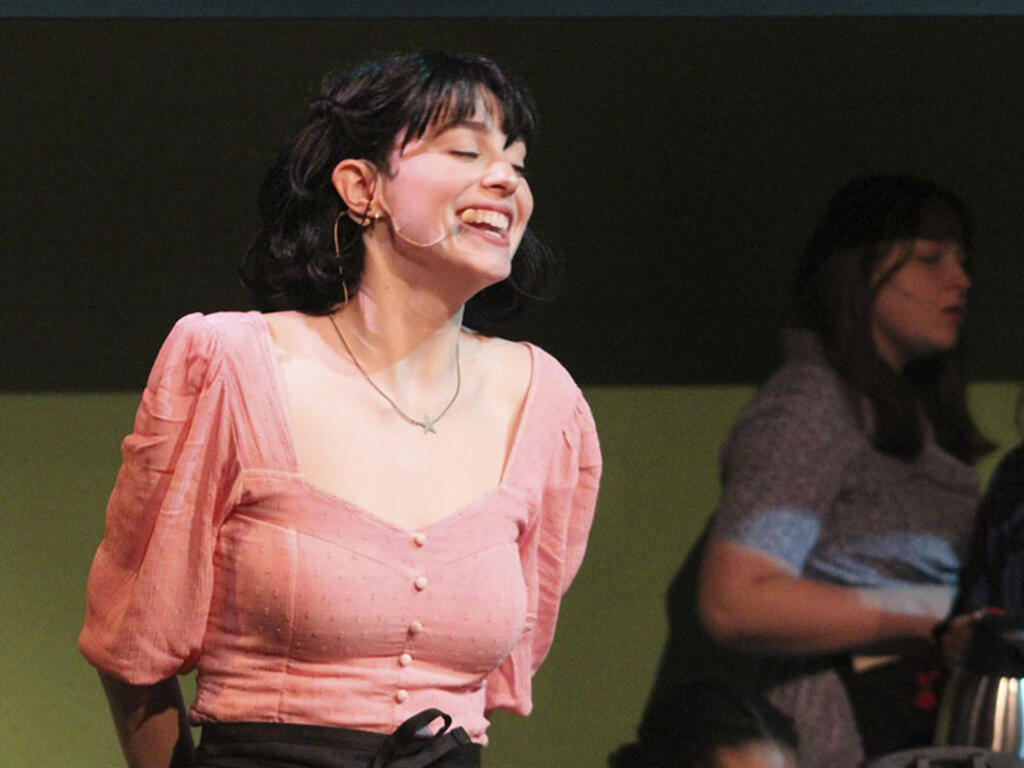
left=331, top=159, right=379, bottom=216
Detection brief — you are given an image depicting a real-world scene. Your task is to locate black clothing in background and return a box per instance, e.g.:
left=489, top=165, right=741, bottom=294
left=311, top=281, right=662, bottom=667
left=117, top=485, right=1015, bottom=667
left=956, top=444, right=1024, bottom=613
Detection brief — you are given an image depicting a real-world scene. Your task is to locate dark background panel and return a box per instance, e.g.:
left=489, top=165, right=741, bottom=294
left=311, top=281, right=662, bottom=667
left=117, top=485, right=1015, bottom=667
left=2, top=17, right=1022, bottom=389
left=6, top=0, right=1024, bottom=17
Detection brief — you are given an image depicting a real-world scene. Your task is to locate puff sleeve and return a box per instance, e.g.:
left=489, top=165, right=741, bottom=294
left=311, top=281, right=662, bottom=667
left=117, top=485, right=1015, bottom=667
left=484, top=387, right=601, bottom=715
left=78, top=313, right=241, bottom=684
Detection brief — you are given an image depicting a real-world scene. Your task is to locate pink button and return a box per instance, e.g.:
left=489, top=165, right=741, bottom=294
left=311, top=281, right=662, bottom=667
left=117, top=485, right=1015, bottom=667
left=395, top=689, right=408, bottom=703
left=412, top=532, right=427, bottom=547
left=414, top=576, right=428, bottom=591
left=399, top=653, right=413, bottom=667
left=409, top=620, right=423, bottom=635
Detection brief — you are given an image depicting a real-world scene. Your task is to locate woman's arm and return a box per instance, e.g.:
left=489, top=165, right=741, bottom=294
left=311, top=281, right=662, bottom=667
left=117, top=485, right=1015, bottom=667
left=698, top=539, right=937, bottom=656
left=80, top=317, right=238, bottom=765
left=99, top=673, right=195, bottom=768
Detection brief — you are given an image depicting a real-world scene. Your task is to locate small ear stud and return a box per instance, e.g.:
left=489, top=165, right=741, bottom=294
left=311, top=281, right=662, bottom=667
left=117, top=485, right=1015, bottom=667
left=348, top=207, right=382, bottom=227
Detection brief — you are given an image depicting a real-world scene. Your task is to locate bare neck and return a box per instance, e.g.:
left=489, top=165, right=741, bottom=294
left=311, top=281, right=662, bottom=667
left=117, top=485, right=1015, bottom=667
left=330, top=252, right=470, bottom=402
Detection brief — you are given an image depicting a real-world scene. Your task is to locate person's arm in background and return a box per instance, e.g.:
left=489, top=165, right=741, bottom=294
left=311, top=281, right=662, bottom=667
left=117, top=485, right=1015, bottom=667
left=700, top=540, right=940, bottom=656
left=699, top=361, right=953, bottom=658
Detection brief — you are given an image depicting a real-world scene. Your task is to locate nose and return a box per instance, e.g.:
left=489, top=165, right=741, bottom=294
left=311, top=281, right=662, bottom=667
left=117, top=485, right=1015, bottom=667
left=947, top=256, right=970, bottom=293
left=482, top=158, right=521, bottom=195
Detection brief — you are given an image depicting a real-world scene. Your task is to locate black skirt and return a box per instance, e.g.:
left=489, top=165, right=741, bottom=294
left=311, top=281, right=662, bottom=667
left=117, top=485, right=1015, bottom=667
left=195, top=709, right=482, bottom=768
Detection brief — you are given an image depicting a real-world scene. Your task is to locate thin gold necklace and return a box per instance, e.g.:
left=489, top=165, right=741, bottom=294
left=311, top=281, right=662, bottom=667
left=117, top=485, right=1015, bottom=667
left=327, top=314, right=461, bottom=435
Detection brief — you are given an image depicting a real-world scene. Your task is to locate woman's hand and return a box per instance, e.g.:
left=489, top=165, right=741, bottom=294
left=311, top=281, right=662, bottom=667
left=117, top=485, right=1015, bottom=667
left=935, top=608, right=1004, bottom=668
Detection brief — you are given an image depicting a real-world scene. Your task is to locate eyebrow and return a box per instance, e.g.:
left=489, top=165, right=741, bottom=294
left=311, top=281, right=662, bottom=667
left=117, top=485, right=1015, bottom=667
left=434, top=118, right=525, bottom=150
left=437, top=119, right=492, bottom=134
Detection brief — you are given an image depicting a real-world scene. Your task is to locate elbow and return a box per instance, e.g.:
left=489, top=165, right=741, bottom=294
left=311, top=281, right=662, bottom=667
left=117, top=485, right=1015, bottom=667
left=697, top=586, right=747, bottom=645
left=698, top=538, right=791, bottom=648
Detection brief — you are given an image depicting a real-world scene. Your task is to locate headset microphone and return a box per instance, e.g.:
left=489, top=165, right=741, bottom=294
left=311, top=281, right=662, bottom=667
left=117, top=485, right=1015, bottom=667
left=372, top=178, right=461, bottom=249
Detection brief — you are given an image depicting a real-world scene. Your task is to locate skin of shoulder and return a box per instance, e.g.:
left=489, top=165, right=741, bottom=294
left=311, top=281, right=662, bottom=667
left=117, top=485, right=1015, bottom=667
left=461, top=330, right=533, bottom=404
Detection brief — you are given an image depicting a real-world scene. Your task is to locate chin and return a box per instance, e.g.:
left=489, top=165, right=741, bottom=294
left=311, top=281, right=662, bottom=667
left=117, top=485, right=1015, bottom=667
left=470, top=253, right=514, bottom=284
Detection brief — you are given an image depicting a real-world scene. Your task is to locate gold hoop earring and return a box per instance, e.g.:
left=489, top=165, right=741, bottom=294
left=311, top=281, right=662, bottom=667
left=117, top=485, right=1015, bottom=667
left=333, top=210, right=350, bottom=304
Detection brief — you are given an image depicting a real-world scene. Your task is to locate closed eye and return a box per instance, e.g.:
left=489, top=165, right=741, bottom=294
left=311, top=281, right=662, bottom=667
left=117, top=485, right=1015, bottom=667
left=450, top=150, right=479, bottom=160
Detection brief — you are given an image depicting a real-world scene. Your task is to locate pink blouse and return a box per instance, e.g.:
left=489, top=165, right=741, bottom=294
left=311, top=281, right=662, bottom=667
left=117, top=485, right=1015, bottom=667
left=78, top=312, right=600, bottom=744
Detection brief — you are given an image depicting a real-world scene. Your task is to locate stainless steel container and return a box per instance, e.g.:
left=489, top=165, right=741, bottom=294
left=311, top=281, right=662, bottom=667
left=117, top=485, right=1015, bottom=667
left=936, top=615, right=1024, bottom=757
left=867, top=745, right=1024, bottom=767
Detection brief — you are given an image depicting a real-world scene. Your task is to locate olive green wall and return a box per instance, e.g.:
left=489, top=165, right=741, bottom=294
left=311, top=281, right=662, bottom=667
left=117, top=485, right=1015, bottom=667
left=2, top=384, right=1019, bottom=767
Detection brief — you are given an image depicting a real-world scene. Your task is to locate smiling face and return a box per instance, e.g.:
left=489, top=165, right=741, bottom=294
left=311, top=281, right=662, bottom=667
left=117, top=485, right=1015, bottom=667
left=372, top=96, right=533, bottom=285
left=870, top=233, right=970, bottom=369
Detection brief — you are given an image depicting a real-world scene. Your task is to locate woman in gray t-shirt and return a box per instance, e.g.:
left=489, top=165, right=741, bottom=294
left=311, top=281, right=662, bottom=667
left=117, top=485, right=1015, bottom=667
left=699, top=174, right=995, bottom=768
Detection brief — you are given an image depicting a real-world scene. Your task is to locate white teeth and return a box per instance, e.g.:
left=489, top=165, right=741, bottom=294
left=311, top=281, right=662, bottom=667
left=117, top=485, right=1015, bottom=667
left=459, top=208, right=510, bottom=232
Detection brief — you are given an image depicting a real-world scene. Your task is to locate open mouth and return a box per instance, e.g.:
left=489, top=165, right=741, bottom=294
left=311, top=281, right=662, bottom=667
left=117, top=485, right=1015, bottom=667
left=458, top=207, right=511, bottom=235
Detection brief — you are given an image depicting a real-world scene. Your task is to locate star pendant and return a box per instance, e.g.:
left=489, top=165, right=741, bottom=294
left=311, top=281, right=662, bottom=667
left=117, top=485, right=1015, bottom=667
left=420, top=416, right=437, bottom=435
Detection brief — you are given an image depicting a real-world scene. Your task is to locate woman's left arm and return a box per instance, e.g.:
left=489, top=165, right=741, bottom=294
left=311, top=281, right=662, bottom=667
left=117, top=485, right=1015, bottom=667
left=699, top=539, right=937, bottom=656
left=484, top=383, right=600, bottom=715
left=700, top=362, right=952, bottom=656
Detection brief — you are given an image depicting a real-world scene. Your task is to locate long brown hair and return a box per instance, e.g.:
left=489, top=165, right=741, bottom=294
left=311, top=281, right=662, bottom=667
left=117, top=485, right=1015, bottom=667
left=791, top=174, right=993, bottom=463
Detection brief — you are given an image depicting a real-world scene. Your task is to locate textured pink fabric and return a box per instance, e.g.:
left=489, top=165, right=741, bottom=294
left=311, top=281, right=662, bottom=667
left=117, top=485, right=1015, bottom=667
left=79, top=312, right=600, bottom=743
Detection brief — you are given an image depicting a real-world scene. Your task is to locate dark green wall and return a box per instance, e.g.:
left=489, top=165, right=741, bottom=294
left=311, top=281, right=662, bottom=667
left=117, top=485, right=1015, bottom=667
left=2, top=16, right=1023, bottom=389
left=2, top=386, right=1018, bottom=767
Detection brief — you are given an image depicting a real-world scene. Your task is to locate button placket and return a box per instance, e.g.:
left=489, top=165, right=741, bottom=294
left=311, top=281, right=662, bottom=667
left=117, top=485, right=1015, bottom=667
left=399, top=536, right=428, bottom=694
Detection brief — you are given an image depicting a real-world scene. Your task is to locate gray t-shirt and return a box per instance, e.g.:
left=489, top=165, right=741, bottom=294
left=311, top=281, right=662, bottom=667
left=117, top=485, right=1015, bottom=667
left=711, top=334, right=979, bottom=766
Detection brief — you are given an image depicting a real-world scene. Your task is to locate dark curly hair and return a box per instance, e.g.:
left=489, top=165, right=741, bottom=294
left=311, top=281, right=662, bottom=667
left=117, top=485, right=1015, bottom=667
left=792, top=173, right=993, bottom=463
left=240, top=52, right=558, bottom=330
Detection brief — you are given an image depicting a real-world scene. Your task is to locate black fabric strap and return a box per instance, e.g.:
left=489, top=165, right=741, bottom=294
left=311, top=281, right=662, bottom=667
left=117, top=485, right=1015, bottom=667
left=372, top=708, right=473, bottom=768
